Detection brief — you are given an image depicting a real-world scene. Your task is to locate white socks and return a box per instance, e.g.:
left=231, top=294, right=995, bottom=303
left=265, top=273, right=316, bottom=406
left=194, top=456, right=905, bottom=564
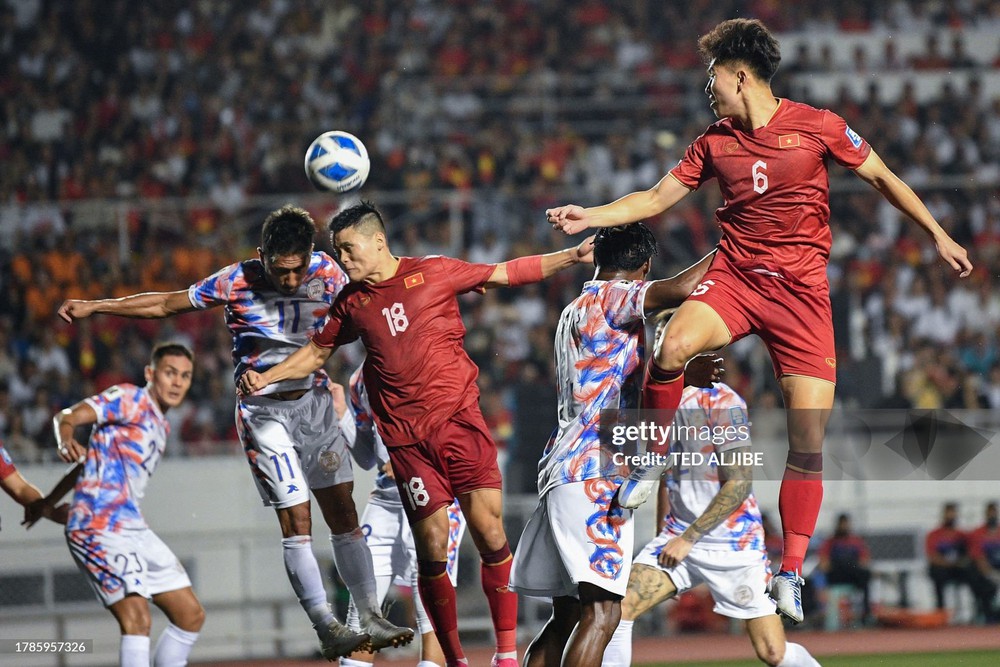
left=339, top=658, right=373, bottom=667
left=601, top=619, right=633, bottom=667
left=417, top=662, right=444, bottom=667
left=153, top=623, right=200, bottom=666
left=120, top=634, right=150, bottom=667
left=331, top=528, right=380, bottom=622
left=282, top=536, right=335, bottom=632
left=778, top=642, right=821, bottom=667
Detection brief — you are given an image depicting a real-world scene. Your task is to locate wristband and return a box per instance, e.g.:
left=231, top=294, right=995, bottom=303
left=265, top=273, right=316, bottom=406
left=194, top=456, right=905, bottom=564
left=505, top=255, right=544, bottom=286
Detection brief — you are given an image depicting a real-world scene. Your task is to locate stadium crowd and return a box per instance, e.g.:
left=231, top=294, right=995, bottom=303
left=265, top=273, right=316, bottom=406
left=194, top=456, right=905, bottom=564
left=1, top=0, right=1000, bottom=466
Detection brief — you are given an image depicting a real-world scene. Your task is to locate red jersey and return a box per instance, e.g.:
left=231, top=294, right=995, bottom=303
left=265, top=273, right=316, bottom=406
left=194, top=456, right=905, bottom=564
left=925, top=526, right=967, bottom=563
left=0, top=443, right=16, bottom=480
left=968, top=525, right=1000, bottom=569
left=670, top=99, right=871, bottom=287
left=313, top=256, right=495, bottom=446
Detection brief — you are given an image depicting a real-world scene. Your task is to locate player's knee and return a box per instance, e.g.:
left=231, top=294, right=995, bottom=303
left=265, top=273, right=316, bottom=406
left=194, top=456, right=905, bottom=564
left=180, top=602, right=206, bottom=632
left=473, top=523, right=507, bottom=553
left=753, top=639, right=784, bottom=666
left=114, top=600, right=152, bottom=636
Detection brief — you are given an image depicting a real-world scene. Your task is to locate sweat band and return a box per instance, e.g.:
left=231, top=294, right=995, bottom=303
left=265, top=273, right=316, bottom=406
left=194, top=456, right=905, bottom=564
left=505, top=255, right=544, bottom=286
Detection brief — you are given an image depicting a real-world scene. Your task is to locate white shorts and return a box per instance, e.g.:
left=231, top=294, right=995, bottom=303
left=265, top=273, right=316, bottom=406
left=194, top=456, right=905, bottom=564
left=66, top=528, right=192, bottom=607
left=347, top=498, right=466, bottom=634
left=510, top=480, right=634, bottom=598
left=634, top=535, right=775, bottom=619
left=237, top=388, right=353, bottom=508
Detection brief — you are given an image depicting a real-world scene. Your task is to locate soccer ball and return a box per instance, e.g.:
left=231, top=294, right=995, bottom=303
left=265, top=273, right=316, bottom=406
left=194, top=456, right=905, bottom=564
left=304, top=131, right=370, bottom=193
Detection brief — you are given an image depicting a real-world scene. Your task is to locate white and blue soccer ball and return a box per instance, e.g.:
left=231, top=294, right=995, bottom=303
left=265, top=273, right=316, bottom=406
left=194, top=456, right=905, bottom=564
left=304, top=130, right=370, bottom=193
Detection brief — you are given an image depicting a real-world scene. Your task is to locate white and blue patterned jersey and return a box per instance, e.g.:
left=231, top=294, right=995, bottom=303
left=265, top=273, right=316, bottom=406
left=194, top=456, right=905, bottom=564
left=662, top=383, right=764, bottom=551
left=537, top=279, right=650, bottom=496
left=347, top=366, right=397, bottom=507
left=188, top=252, right=348, bottom=395
left=67, top=384, right=169, bottom=533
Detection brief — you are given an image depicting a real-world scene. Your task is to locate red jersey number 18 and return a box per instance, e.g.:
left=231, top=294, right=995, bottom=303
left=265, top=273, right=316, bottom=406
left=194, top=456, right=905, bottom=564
left=382, top=302, right=409, bottom=336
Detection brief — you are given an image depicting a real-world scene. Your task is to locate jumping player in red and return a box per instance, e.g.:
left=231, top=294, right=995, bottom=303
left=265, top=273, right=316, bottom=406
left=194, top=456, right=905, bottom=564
left=239, top=201, right=595, bottom=667
left=547, top=18, right=972, bottom=623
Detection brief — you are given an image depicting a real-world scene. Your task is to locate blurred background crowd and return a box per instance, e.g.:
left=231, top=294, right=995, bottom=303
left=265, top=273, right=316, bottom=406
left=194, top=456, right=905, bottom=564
left=2, top=0, right=1000, bottom=474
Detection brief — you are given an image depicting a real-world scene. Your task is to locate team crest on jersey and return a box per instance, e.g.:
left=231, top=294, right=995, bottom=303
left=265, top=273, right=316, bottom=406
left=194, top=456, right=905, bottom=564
left=306, top=279, right=324, bottom=300
left=404, top=272, right=425, bottom=289
left=845, top=126, right=863, bottom=148
left=319, top=446, right=342, bottom=474
left=729, top=406, right=748, bottom=426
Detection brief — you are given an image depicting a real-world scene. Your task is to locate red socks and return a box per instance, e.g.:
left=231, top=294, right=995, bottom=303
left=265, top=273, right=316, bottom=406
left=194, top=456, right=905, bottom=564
left=480, top=544, right=518, bottom=656
left=417, top=560, right=464, bottom=663
left=778, top=452, right=823, bottom=574
left=642, top=361, right=684, bottom=455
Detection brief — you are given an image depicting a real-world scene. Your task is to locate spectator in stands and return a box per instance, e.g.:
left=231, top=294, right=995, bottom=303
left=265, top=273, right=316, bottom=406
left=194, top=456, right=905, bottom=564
left=926, top=502, right=971, bottom=611
left=967, top=501, right=1000, bottom=623
left=818, top=513, right=873, bottom=623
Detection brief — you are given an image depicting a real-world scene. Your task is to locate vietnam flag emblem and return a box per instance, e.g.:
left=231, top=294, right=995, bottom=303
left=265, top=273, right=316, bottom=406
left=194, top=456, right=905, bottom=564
left=404, top=272, right=425, bottom=289
left=779, top=134, right=800, bottom=148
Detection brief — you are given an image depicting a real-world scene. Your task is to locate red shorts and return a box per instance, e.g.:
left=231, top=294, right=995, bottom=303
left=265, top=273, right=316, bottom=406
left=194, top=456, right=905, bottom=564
left=687, top=254, right=837, bottom=384
left=388, top=404, right=503, bottom=522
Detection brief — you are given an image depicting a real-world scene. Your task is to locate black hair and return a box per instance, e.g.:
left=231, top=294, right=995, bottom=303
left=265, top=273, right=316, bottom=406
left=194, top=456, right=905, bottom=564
left=593, top=223, right=658, bottom=272
left=261, top=204, right=316, bottom=261
left=698, top=18, right=781, bottom=82
left=150, top=342, right=194, bottom=366
left=328, top=200, right=387, bottom=238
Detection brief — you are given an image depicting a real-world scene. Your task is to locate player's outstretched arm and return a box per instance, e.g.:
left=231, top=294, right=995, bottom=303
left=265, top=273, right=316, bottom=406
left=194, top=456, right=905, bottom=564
left=657, top=448, right=753, bottom=568
left=854, top=150, right=972, bottom=277
left=0, top=471, right=43, bottom=511
left=546, top=174, right=692, bottom=235
left=58, top=290, right=197, bottom=323
left=484, top=235, right=595, bottom=288
left=643, top=250, right=717, bottom=312
left=238, top=340, right=333, bottom=395
left=23, top=463, right=82, bottom=529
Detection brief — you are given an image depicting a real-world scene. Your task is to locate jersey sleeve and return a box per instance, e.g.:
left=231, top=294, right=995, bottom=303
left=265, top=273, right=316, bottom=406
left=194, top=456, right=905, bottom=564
left=0, top=443, right=17, bottom=480
left=312, top=294, right=357, bottom=349
left=83, top=384, right=143, bottom=426
left=438, top=256, right=496, bottom=294
left=820, top=110, right=871, bottom=170
left=668, top=132, right=714, bottom=190
left=603, top=280, right=651, bottom=329
left=187, top=262, right=241, bottom=309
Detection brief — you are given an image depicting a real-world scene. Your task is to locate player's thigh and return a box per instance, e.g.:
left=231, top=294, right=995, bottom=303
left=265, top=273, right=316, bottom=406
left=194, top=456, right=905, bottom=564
left=152, top=587, right=205, bottom=632
left=622, top=563, right=678, bottom=620
left=297, top=388, right=355, bottom=492
left=655, top=299, right=735, bottom=369
left=236, top=399, right=310, bottom=509
left=779, top=375, right=835, bottom=454
left=312, top=481, right=359, bottom=534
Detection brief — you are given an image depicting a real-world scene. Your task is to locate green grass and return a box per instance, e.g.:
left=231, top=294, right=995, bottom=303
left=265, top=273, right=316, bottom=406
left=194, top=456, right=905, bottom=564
left=646, top=649, right=1000, bottom=666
